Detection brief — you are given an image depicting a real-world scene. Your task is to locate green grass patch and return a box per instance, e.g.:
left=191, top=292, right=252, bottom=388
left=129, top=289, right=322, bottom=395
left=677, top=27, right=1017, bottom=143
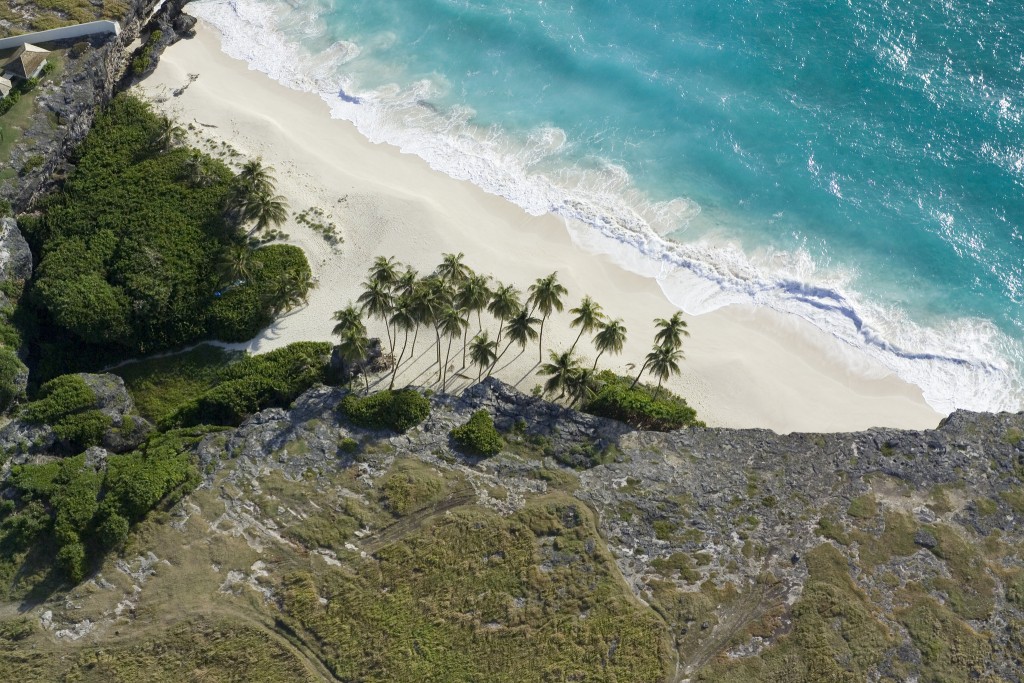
left=340, top=388, right=430, bottom=433
left=450, top=409, right=504, bottom=456
left=697, top=544, right=894, bottom=682
left=896, top=587, right=993, bottom=681
left=112, top=344, right=240, bottom=423
left=278, top=495, right=670, bottom=682
left=924, top=524, right=996, bottom=620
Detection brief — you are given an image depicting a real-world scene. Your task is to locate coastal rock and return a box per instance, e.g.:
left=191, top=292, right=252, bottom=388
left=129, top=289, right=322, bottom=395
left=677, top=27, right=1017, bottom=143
left=0, top=372, right=152, bottom=460
left=0, top=218, right=32, bottom=292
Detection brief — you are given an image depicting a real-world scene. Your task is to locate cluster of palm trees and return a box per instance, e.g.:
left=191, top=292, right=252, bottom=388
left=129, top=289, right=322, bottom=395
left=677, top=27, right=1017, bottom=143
left=223, top=158, right=290, bottom=236
left=331, top=253, right=692, bottom=403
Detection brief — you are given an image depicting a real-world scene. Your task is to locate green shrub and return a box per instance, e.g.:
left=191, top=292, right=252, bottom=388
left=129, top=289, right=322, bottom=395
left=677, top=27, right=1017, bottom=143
left=583, top=371, right=703, bottom=431
left=97, top=511, right=130, bottom=548
left=0, top=347, right=26, bottom=411
left=27, top=95, right=312, bottom=368
left=341, top=389, right=430, bottom=432
left=52, top=409, right=111, bottom=450
left=56, top=541, right=86, bottom=583
left=21, top=374, right=95, bottom=423
left=450, top=410, right=503, bottom=456
left=163, top=342, right=330, bottom=428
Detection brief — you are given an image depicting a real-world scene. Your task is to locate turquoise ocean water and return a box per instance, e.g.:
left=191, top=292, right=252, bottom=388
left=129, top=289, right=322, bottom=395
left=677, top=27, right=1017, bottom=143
left=190, top=0, right=1024, bottom=413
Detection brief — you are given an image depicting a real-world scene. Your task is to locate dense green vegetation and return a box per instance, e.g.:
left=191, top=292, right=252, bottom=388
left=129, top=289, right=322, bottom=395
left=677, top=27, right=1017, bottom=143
left=0, top=617, right=320, bottom=681
left=278, top=496, right=670, bottom=682
left=583, top=370, right=704, bottom=431
left=161, top=341, right=331, bottom=428
left=111, top=344, right=240, bottom=423
left=1, top=428, right=210, bottom=588
left=20, top=374, right=109, bottom=452
left=335, top=254, right=702, bottom=430
left=340, top=388, right=431, bottom=432
left=19, top=95, right=311, bottom=377
left=450, top=409, right=504, bottom=456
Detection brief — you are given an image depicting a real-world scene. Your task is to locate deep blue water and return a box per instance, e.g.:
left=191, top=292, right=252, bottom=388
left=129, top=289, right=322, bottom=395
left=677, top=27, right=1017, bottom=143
left=193, top=0, right=1024, bottom=411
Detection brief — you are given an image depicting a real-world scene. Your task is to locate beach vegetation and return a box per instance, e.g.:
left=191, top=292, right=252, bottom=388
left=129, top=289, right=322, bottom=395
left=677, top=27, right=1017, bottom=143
left=160, top=341, right=331, bottom=428
left=340, top=388, right=430, bottom=432
left=469, top=331, right=498, bottom=381
left=23, top=95, right=311, bottom=375
left=526, top=271, right=568, bottom=361
left=1, top=428, right=207, bottom=587
left=538, top=349, right=584, bottom=399
left=450, top=409, right=504, bottom=456
left=583, top=370, right=703, bottom=431
left=568, top=294, right=605, bottom=354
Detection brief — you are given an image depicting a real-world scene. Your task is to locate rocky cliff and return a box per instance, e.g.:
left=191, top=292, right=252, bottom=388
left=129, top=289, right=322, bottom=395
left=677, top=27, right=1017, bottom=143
left=1, top=0, right=194, bottom=211
left=3, top=377, right=1022, bottom=682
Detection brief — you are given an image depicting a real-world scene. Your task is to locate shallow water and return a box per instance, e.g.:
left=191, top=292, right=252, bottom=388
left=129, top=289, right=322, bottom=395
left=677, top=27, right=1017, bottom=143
left=190, top=0, right=1024, bottom=413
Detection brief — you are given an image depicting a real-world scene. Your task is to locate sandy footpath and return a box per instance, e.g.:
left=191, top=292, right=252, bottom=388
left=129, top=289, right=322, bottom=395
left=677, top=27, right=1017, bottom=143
left=135, top=24, right=942, bottom=433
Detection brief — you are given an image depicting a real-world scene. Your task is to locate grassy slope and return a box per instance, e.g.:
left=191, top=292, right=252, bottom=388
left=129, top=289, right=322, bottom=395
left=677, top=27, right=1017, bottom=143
left=0, top=0, right=128, bottom=36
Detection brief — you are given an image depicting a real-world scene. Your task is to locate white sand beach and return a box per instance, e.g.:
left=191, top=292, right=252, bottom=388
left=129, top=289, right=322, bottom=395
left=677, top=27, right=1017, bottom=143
left=135, top=24, right=943, bottom=434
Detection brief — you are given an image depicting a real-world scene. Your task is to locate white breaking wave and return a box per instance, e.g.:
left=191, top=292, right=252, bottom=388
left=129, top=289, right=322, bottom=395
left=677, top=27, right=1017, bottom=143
left=190, top=0, right=1024, bottom=415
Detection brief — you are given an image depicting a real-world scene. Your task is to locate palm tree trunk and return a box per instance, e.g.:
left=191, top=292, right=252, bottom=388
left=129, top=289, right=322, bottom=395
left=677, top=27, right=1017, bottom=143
left=491, top=339, right=516, bottom=374
left=569, top=327, right=585, bottom=355
left=462, top=325, right=470, bottom=367
left=476, top=310, right=483, bottom=335
left=434, top=327, right=443, bottom=381
left=592, top=350, right=605, bottom=372
left=410, top=326, right=419, bottom=359
left=382, top=318, right=393, bottom=354
left=443, top=335, right=454, bottom=391
left=538, top=316, right=547, bottom=362
left=630, top=361, right=650, bottom=389
left=655, top=378, right=663, bottom=398
left=495, top=316, right=506, bottom=343
left=390, top=329, right=409, bottom=390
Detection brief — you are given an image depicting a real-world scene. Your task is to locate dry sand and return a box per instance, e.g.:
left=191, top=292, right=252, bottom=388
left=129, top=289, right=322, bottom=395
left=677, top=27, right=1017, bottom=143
left=135, top=24, right=943, bottom=434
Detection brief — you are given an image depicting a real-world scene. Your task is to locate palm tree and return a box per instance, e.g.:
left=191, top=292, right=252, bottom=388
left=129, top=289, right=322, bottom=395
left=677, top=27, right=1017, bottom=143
left=395, top=266, right=418, bottom=298
left=368, top=255, right=401, bottom=288
left=566, top=367, right=600, bottom=407
left=642, top=343, right=684, bottom=396
left=653, top=311, right=690, bottom=350
left=435, top=252, right=472, bottom=285
left=184, top=151, right=215, bottom=187
left=268, top=269, right=313, bottom=315
left=437, top=307, right=468, bottom=390
left=538, top=350, right=583, bottom=399
left=388, top=295, right=417, bottom=389
left=237, top=158, right=276, bottom=197
left=492, top=308, right=539, bottom=371
left=215, top=243, right=255, bottom=287
left=357, top=279, right=395, bottom=353
left=155, top=115, right=185, bottom=152
left=456, top=274, right=492, bottom=364
left=527, top=272, right=568, bottom=361
left=568, top=295, right=605, bottom=354
left=337, top=328, right=371, bottom=393
left=469, top=331, right=498, bottom=381
left=245, top=191, right=289, bottom=236
left=332, top=304, right=366, bottom=339
left=487, top=282, right=521, bottom=343
left=592, top=318, right=627, bottom=371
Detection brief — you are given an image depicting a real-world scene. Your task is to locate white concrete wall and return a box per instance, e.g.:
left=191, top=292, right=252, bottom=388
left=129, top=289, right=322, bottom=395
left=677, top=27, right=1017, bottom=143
left=0, top=21, right=121, bottom=51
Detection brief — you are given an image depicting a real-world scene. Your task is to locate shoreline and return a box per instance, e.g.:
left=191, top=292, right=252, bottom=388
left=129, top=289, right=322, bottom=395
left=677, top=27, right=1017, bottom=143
left=135, top=23, right=943, bottom=434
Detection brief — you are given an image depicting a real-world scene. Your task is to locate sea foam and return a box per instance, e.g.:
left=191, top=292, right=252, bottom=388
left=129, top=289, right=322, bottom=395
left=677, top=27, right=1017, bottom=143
left=189, top=0, right=1024, bottom=416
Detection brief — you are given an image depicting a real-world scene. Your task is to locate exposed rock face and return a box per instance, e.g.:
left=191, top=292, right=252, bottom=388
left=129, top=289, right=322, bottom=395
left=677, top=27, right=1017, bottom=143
left=1, top=0, right=197, bottom=211
left=0, top=217, right=32, bottom=293
left=0, top=372, right=153, bottom=461
left=198, top=379, right=1024, bottom=680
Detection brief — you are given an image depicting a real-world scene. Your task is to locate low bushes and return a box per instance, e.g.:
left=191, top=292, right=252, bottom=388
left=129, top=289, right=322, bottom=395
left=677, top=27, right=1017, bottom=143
left=21, top=374, right=110, bottom=451
left=163, top=341, right=331, bottom=428
left=341, top=389, right=430, bottom=432
left=450, top=410, right=503, bottom=456
left=3, top=428, right=208, bottom=583
left=582, top=371, right=703, bottom=431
